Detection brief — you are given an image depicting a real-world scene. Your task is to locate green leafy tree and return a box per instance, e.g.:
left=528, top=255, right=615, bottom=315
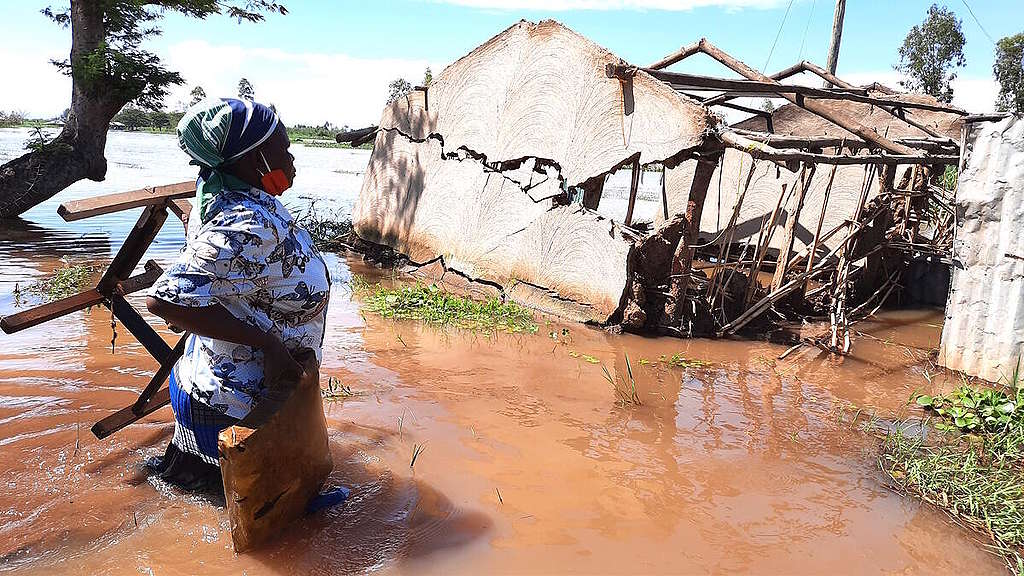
left=387, top=77, right=411, bottom=105
left=894, top=4, right=966, bottom=103
left=0, top=1, right=287, bottom=220
left=423, top=66, right=432, bottom=87
left=189, top=85, right=207, bottom=105
left=0, top=111, right=27, bottom=128
left=238, top=77, right=254, bottom=101
left=167, top=110, right=185, bottom=130
left=114, top=107, right=148, bottom=130
left=148, top=109, right=170, bottom=129
left=994, top=33, right=1024, bottom=114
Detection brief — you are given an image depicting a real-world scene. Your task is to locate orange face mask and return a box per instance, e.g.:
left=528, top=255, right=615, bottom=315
left=259, top=151, right=291, bottom=196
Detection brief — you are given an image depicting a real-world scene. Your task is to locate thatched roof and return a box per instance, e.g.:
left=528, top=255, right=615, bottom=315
left=733, top=88, right=962, bottom=140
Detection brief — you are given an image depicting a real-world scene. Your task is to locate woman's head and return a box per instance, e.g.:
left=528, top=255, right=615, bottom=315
left=229, top=122, right=296, bottom=195
left=176, top=97, right=295, bottom=196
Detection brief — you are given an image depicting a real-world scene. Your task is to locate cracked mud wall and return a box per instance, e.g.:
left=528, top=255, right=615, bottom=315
left=352, top=20, right=712, bottom=323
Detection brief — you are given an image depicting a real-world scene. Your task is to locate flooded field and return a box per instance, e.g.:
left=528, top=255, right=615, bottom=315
left=0, top=129, right=1005, bottom=574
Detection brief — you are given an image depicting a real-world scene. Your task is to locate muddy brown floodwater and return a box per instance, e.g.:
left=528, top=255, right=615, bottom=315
left=0, top=251, right=1006, bottom=574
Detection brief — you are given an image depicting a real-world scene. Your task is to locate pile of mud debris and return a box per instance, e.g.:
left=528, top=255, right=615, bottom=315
left=338, top=19, right=971, bottom=356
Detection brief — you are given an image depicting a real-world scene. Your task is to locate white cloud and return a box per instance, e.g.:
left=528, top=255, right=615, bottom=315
left=0, top=48, right=71, bottom=118
left=0, top=41, right=439, bottom=127
left=163, top=41, right=442, bottom=127
left=425, top=0, right=784, bottom=9
left=838, top=71, right=998, bottom=113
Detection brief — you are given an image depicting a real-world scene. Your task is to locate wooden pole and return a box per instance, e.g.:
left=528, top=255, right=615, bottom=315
left=825, top=0, right=847, bottom=88
left=718, top=131, right=956, bottom=165
left=666, top=149, right=721, bottom=328
left=742, top=180, right=792, bottom=308
left=771, top=163, right=817, bottom=291
left=624, top=156, right=640, bottom=226
left=804, top=164, right=839, bottom=276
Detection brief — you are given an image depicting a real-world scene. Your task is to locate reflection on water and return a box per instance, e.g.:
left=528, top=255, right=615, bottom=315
left=0, top=129, right=1006, bottom=574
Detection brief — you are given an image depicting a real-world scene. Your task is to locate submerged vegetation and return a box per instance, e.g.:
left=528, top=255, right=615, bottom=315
left=294, top=204, right=353, bottom=251
left=352, top=278, right=538, bottom=334
left=13, top=260, right=98, bottom=306
left=601, top=354, right=642, bottom=406
left=881, top=368, right=1024, bottom=574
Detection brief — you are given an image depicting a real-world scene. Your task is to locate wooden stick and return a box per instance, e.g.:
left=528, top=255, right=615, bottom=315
left=719, top=131, right=955, bottom=165
left=829, top=164, right=879, bottom=352
left=771, top=163, right=816, bottom=292
left=803, top=164, right=839, bottom=282
left=58, top=182, right=195, bottom=222
left=729, top=129, right=957, bottom=153
left=709, top=158, right=757, bottom=304
left=667, top=151, right=721, bottom=327
left=742, top=179, right=792, bottom=308
left=624, top=156, right=640, bottom=226
left=719, top=214, right=871, bottom=335
left=650, top=39, right=924, bottom=155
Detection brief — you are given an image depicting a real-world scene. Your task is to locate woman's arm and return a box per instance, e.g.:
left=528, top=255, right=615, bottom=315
left=146, top=297, right=302, bottom=383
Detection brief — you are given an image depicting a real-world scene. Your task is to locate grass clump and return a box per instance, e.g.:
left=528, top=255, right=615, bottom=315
left=13, top=259, right=98, bottom=305
left=601, top=354, right=642, bottom=407
left=880, top=368, right=1024, bottom=573
left=294, top=204, right=353, bottom=251
left=321, top=376, right=356, bottom=401
left=354, top=280, right=538, bottom=334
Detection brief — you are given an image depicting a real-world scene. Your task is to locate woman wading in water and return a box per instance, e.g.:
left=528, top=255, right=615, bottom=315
left=145, top=98, right=330, bottom=491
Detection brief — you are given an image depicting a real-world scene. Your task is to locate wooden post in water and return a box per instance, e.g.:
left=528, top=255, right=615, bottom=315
left=771, top=163, right=816, bottom=292
left=666, top=147, right=722, bottom=330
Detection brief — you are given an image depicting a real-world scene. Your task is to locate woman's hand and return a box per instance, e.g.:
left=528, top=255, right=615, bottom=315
left=259, top=333, right=304, bottom=386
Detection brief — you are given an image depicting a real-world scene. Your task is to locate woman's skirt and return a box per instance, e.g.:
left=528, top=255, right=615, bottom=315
left=148, top=370, right=239, bottom=492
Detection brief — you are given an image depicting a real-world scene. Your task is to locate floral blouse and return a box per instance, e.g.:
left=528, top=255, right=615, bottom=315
left=150, top=186, right=331, bottom=419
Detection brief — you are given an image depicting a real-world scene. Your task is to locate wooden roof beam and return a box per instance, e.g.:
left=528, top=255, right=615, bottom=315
left=719, top=131, right=957, bottom=165
left=654, top=39, right=920, bottom=155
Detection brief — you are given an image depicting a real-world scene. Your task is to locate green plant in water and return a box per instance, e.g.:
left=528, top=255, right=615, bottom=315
left=883, top=361, right=1024, bottom=573
left=601, top=354, right=642, bottom=407
left=356, top=281, right=538, bottom=334
left=915, top=386, right=1017, bottom=432
left=294, top=202, right=353, bottom=251
left=660, top=352, right=710, bottom=369
left=18, top=259, right=98, bottom=305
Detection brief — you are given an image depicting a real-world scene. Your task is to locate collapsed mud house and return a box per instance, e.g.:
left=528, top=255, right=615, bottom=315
left=342, top=20, right=979, bottom=360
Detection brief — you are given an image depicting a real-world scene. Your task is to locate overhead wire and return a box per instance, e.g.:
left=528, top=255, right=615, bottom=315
left=959, top=0, right=996, bottom=45
left=763, top=0, right=797, bottom=73
left=798, top=0, right=818, bottom=61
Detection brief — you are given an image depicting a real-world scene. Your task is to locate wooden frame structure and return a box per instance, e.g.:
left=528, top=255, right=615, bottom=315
left=1, top=182, right=195, bottom=439
left=611, top=39, right=965, bottom=352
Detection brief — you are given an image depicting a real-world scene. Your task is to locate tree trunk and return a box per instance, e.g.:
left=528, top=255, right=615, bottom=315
left=0, top=0, right=128, bottom=219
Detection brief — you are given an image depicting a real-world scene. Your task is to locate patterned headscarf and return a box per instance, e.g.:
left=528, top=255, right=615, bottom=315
left=176, top=97, right=280, bottom=221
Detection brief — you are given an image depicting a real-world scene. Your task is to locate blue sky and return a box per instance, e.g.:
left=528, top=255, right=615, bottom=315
left=0, top=0, right=1017, bottom=125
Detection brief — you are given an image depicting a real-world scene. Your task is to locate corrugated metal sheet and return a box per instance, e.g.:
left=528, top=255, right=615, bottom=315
left=939, top=115, right=1024, bottom=383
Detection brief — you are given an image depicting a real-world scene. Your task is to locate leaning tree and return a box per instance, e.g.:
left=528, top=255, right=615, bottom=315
left=0, top=1, right=286, bottom=219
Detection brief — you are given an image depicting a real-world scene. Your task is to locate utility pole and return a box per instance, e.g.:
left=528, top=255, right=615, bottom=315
left=825, top=0, right=846, bottom=88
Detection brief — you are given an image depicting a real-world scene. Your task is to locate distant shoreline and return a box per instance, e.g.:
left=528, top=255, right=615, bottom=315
left=0, top=124, right=372, bottom=149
